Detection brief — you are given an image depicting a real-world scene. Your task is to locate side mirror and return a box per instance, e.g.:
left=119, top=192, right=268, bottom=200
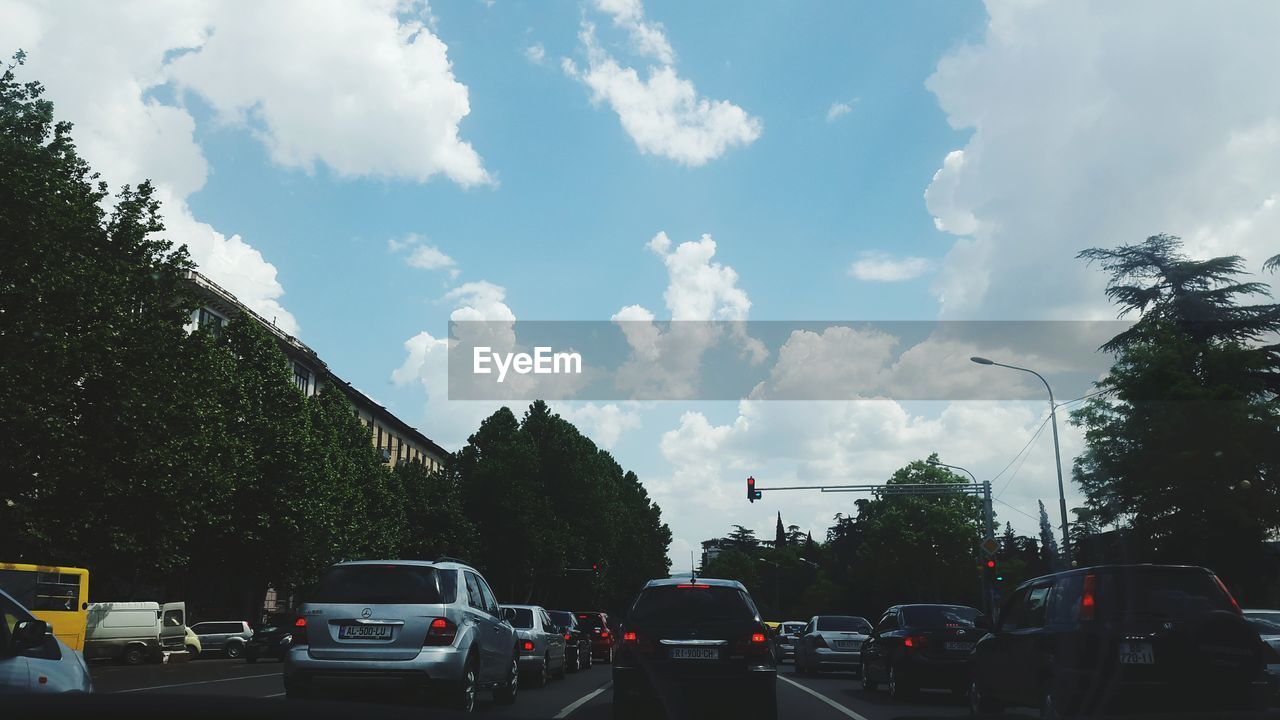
left=974, top=615, right=992, bottom=630
left=11, top=619, right=49, bottom=651
left=501, top=607, right=517, bottom=622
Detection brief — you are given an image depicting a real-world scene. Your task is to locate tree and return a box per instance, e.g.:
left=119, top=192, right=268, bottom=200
left=774, top=513, right=787, bottom=547
left=1037, top=500, right=1060, bottom=571
left=1073, top=236, right=1280, bottom=600
left=1266, top=253, right=1280, bottom=274
left=728, top=525, right=759, bottom=552
left=785, top=524, right=806, bottom=546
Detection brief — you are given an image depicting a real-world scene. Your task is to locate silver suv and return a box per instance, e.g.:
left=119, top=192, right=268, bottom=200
left=283, top=560, right=521, bottom=712
left=189, top=620, right=253, bottom=658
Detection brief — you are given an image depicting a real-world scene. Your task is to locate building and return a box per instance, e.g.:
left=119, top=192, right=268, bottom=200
left=183, top=270, right=447, bottom=471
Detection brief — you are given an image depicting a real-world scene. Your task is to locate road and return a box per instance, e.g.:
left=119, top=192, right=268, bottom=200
left=88, top=656, right=1040, bottom=720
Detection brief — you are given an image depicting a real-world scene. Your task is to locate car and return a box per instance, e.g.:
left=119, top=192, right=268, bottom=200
left=612, top=578, right=777, bottom=720
left=970, top=564, right=1270, bottom=718
left=502, top=604, right=567, bottom=687
left=244, top=613, right=294, bottom=663
left=0, top=587, right=94, bottom=693
left=794, top=615, right=871, bottom=675
left=772, top=620, right=806, bottom=662
left=184, top=626, right=202, bottom=657
left=1245, top=609, right=1280, bottom=704
left=548, top=610, right=593, bottom=672
left=283, top=559, right=522, bottom=713
left=861, top=603, right=982, bottom=700
left=574, top=611, right=616, bottom=663
left=189, top=620, right=253, bottom=658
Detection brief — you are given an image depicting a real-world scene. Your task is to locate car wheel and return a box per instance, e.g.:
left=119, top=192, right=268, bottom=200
left=123, top=646, right=146, bottom=666
left=861, top=661, right=878, bottom=690
left=530, top=654, right=550, bottom=688
left=283, top=675, right=313, bottom=700
left=585, top=647, right=594, bottom=669
left=225, top=642, right=243, bottom=659
left=451, top=655, right=479, bottom=713
left=494, top=652, right=520, bottom=704
left=888, top=663, right=914, bottom=700
left=185, top=644, right=199, bottom=658
left=603, top=646, right=614, bottom=664
left=969, top=680, right=1004, bottom=717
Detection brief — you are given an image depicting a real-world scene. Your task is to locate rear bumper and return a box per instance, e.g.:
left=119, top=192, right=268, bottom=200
left=810, top=648, right=861, bottom=669
left=613, top=664, right=775, bottom=697
left=518, top=655, right=545, bottom=674
left=897, top=654, right=972, bottom=688
left=283, top=644, right=468, bottom=685
left=1054, top=672, right=1271, bottom=714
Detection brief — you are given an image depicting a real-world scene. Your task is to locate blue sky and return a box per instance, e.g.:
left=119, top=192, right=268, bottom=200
left=9, top=0, right=1280, bottom=566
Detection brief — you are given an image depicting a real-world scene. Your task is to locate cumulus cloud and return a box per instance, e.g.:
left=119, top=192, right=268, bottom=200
left=564, top=3, right=761, bottom=166
left=388, top=233, right=459, bottom=277
left=554, top=402, right=643, bottom=450
left=924, top=1, right=1280, bottom=319
left=848, top=251, right=934, bottom=282
left=826, top=100, right=855, bottom=122
left=524, top=43, right=546, bottom=64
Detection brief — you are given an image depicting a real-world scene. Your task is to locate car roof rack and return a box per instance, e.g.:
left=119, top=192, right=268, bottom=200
left=435, top=556, right=469, bottom=565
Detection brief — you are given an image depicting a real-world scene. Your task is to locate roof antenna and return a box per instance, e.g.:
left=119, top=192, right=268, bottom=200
left=690, top=550, right=696, bottom=582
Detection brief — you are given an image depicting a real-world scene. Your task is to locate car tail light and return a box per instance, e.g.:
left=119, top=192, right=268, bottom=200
left=291, top=617, right=307, bottom=645
left=424, top=617, right=457, bottom=646
left=623, top=631, right=638, bottom=643
left=812, top=634, right=828, bottom=649
left=521, top=640, right=535, bottom=652
left=751, top=632, right=766, bottom=644
left=600, top=630, right=610, bottom=639
left=903, top=634, right=927, bottom=649
left=1213, top=574, right=1243, bottom=615
left=676, top=584, right=710, bottom=589
left=1081, top=573, right=1097, bottom=621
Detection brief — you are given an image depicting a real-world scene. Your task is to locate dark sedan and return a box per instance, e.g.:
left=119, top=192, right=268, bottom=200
left=860, top=603, right=983, bottom=700
left=244, top=613, right=294, bottom=663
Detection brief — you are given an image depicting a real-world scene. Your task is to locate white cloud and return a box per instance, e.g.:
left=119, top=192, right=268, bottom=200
left=388, top=233, right=459, bottom=276
left=564, top=7, right=761, bottom=167
left=826, top=100, right=855, bottom=122
left=554, top=402, right=642, bottom=450
left=848, top=251, right=934, bottom=282
left=924, top=1, right=1280, bottom=319
left=524, top=43, right=545, bottom=64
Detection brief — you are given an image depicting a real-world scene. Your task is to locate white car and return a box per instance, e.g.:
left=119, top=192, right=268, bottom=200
left=0, top=588, right=93, bottom=693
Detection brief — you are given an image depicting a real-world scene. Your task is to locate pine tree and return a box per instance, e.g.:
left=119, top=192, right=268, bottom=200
left=1038, top=500, right=1059, bottom=570
left=775, top=512, right=787, bottom=547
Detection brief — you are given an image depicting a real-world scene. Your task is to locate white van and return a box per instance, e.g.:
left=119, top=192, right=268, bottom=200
left=84, top=601, right=186, bottom=664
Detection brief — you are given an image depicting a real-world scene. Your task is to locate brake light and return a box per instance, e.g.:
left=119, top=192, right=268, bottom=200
left=521, top=640, right=535, bottom=652
left=751, top=632, right=767, bottom=644
left=1081, top=573, right=1096, bottom=621
left=904, top=634, right=927, bottom=649
left=623, top=631, right=638, bottom=643
left=601, top=631, right=610, bottom=639
left=564, top=633, right=572, bottom=641
left=1213, top=575, right=1243, bottom=615
left=676, top=584, right=711, bottom=589
left=424, top=617, right=457, bottom=646
left=291, top=617, right=307, bottom=645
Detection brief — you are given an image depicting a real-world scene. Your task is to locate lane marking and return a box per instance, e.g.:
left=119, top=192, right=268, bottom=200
left=553, top=682, right=610, bottom=718
left=112, top=672, right=282, bottom=693
left=263, top=692, right=286, bottom=698
left=778, top=675, right=873, bottom=720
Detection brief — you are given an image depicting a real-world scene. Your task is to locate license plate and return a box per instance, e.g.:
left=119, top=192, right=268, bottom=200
left=339, top=624, right=394, bottom=640
left=1119, top=641, right=1154, bottom=664
left=669, top=647, right=718, bottom=660
left=834, top=640, right=862, bottom=650
left=944, top=642, right=975, bottom=652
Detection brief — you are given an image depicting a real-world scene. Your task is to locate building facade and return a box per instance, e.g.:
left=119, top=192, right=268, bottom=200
left=183, top=270, right=446, bottom=471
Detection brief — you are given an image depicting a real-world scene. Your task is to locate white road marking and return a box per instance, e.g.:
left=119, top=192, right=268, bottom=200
left=263, top=692, right=286, bottom=698
left=779, top=675, right=873, bottom=720
left=112, top=672, right=282, bottom=693
left=553, top=683, right=610, bottom=718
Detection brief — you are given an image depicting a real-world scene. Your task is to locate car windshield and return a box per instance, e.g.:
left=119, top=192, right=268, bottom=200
left=508, top=608, right=535, bottom=629
left=816, top=616, right=871, bottom=633
left=310, top=565, right=449, bottom=605
left=629, top=585, right=755, bottom=625
left=783, top=623, right=805, bottom=634
left=1096, top=569, right=1235, bottom=620
left=902, top=606, right=980, bottom=627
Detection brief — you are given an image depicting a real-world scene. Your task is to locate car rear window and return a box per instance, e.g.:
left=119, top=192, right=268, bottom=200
left=816, top=616, right=871, bottom=633
left=576, top=613, right=602, bottom=628
left=629, top=585, right=756, bottom=625
left=311, top=565, right=455, bottom=605
left=1095, top=568, right=1234, bottom=620
left=509, top=608, right=534, bottom=628
left=549, top=611, right=575, bottom=627
left=901, top=606, right=980, bottom=628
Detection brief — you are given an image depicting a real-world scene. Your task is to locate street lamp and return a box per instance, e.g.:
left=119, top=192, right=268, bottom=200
left=971, top=356, right=1072, bottom=565
left=930, top=457, right=996, bottom=614
left=797, top=557, right=818, bottom=569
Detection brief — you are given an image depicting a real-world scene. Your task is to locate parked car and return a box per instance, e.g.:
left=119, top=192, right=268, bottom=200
left=190, top=620, right=253, bottom=658
left=548, top=610, right=593, bottom=672
left=283, top=559, right=521, bottom=713
left=575, top=611, right=616, bottom=663
left=861, top=603, right=981, bottom=700
left=772, top=621, right=806, bottom=662
left=0, top=588, right=94, bottom=693
left=244, top=613, right=294, bottom=663
left=84, top=600, right=187, bottom=664
left=1245, top=609, right=1280, bottom=702
left=502, top=604, right=567, bottom=687
left=612, top=578, right=777, bottom=720
left=184, top=626, right=202, bottom=657
left=794, top=615, right=871, bottom=675
left=970, top=564, right=1269, bottom=717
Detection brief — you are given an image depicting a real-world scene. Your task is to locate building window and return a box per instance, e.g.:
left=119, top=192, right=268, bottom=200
left=376, top=425, right=383, bottom=449
left=197, top=308, right=226, bottom=333
left=292, top=363, right=311, bottom=395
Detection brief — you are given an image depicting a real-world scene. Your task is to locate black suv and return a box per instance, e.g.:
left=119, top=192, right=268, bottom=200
left=860, top=603, right=983, bottom=699
left=970, top=564, right=1269, bottom=717
left=613, top=578, right=776, bottom=720
left=549, top=610, right=593, bottom=672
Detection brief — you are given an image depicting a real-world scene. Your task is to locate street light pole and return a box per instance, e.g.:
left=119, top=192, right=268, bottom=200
left=929, top=459, right=995, bottom=613
left=971, top=356, right=1072, bottom=565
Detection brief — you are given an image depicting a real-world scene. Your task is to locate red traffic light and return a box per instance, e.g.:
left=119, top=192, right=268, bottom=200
left=746, top=476, right=761, bottom=502
left=985, top=559, right=996, bottom=568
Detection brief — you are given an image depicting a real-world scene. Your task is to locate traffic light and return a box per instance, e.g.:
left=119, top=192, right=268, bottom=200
left=985, top=558, right=1004, bottom=582
left=592, top=563, right=600, bottom=576
left=747, top=476, right=762, bottom=502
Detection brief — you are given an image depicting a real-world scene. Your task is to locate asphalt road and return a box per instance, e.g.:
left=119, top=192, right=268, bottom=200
left=85, top=656, right=1042, bottom=720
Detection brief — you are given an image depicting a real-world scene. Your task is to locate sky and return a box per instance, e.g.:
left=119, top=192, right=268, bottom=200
left=5, top=0, right=1280, bottom=569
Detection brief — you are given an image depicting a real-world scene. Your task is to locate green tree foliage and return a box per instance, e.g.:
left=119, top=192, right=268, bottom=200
left=1037, top=500, right=1060, bottom=571
left=1073, top=236, right=1280, bottom=600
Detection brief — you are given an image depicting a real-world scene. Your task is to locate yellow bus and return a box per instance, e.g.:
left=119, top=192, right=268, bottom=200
left=0, top=563, right=90, bottom=651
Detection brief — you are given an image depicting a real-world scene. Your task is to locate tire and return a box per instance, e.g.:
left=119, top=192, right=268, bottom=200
left=530, top=654, right=549, bottom=688
left=969, top=680, right=1004, bottom=717
left=861, top=661, right=878, bottom=691
left=185, top=644, right=200, bottom=658
left=494, top=652, right=520, bottom=705
left=602, top=645, right=614, bottom=664
left=450, top=655, right=479, bottom=713
left=584, top=647, right=594, bottom=669
left=225, top=642, right=243, bottom=659
left=123, top=646, right=146, bottom=666
left=568, top=648, right=580, bottom=673
left=888, top=663, right=914, bottom=701
left=553, top=653, right=567, bottom=680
